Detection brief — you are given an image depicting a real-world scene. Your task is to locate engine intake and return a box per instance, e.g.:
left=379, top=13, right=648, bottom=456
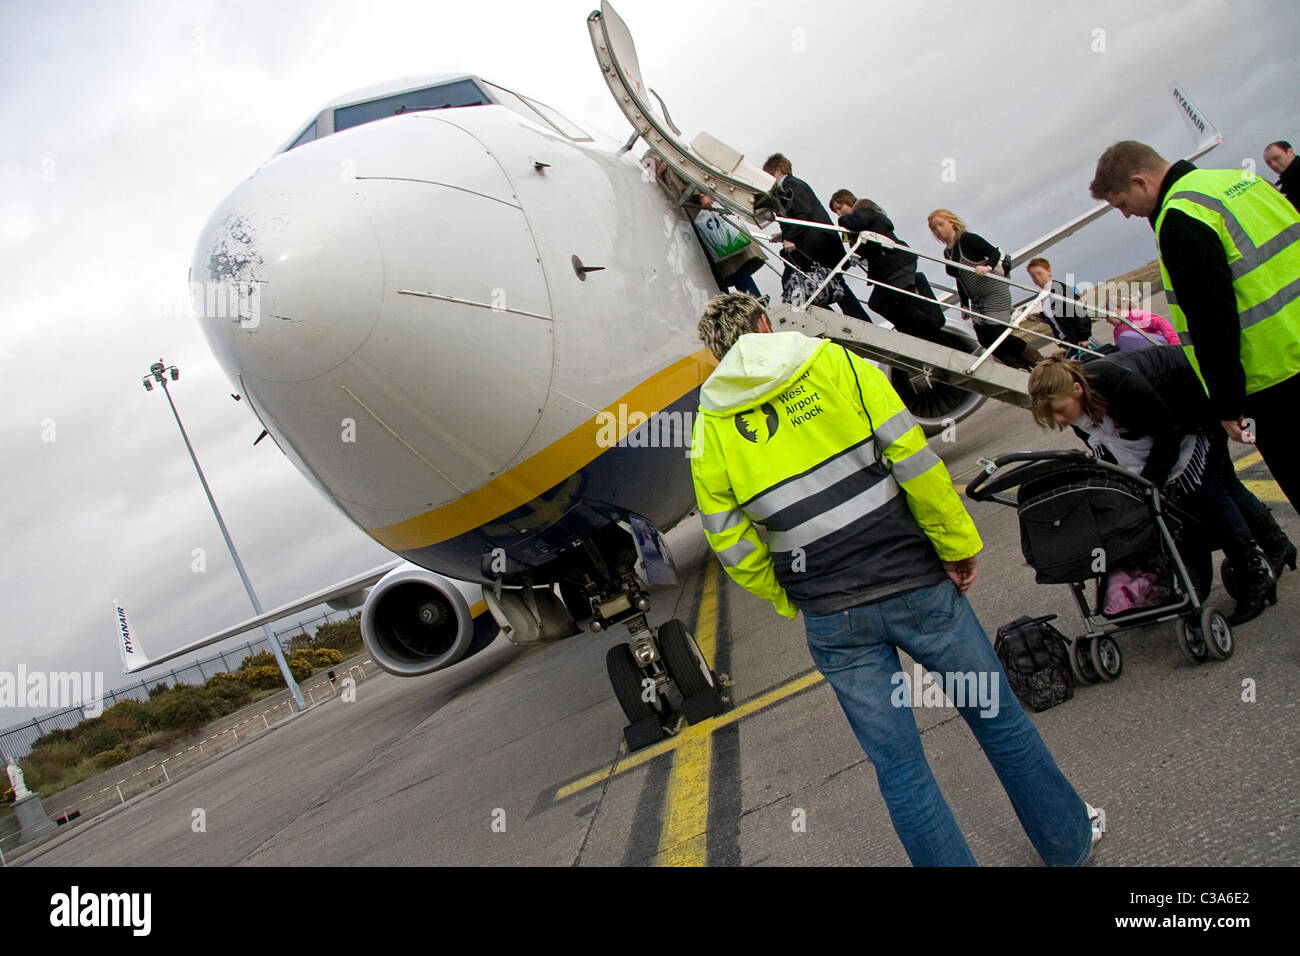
left=360, top=566, right=484, bottom=676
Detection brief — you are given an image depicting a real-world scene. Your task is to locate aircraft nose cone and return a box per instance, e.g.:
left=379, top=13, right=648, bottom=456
left=190, top=114, right=556, bottom=522
left=193, top=175, right=383, bottom=383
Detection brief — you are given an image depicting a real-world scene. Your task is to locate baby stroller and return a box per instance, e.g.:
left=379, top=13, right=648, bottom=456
left=966, top=450, right=1234, bottom=684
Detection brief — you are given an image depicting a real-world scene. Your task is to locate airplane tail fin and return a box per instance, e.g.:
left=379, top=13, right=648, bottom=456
left=1168, top=80, right=1222, bottom=160
left=114, top=600, right=151, bottom=674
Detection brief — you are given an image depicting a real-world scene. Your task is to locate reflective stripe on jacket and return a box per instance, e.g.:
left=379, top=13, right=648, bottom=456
left=690, top=332, right=982, bottom=617
left=1155, top=168, right=1300, bottom=395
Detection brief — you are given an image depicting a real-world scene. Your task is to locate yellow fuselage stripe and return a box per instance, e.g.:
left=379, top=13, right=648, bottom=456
left=657, top=566, right=719, bottom=867
left=367, top=349, right=716, bottom=552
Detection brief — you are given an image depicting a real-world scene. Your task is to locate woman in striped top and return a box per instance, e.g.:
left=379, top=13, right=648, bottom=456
left=928, top=209, right=1043, bottom=369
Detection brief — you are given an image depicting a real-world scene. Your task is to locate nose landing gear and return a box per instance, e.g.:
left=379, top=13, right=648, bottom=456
left=606, top=616, right=729, bottom=750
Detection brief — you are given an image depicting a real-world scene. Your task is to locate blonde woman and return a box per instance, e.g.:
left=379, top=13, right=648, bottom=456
left=928, top=209, right=1042, bottom=369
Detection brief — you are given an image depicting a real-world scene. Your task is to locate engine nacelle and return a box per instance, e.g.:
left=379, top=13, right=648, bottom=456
left=360, top=564, right=495, bottom=676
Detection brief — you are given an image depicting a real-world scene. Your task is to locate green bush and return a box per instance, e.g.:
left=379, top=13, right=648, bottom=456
left=101, top=699, right=150, bottom=735
left=310, top=648, right=343, bottom=667
left=92, top=747, right=130, bottom=769
left=206, top=671, right=246, bottom=686
left=82, top=727, right=123, bottom=756
left=240, top=665, right=285, bottom=690
left=153, top=688, right=215, bottom=730
left=31, top=726, right=77, bottom=751
left=132, top=730, right=185, bottom=757
left=23, top=739, right=82, bottom=788
left=310, top=617, right=363, bottom=653
left=287, top=651, right=315, bottom=675
left=200, top=678, right=252, bottom=716
left=239, top=651, right=277, bottom=671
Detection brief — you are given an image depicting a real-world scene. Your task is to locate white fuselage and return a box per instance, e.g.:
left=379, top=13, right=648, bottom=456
left=192, top=100, right=721, bottom=583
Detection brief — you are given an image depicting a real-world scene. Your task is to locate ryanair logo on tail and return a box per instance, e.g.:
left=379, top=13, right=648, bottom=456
left=116, top=604, right=133, bottom=654
left=114, top=601, right=149, bottom=673
left=1170, top=85, right=1205, bottom=136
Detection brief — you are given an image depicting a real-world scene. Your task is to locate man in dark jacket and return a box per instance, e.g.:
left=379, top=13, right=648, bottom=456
left=1089, top=141, right=1300, bottom=517
left=829, top=191, right=946, bottom=343
left=762, top=154, right=872, bottom=321
left=1264, top=140, right=1299, bottom=211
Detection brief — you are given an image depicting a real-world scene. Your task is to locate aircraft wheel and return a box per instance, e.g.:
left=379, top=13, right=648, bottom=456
left=606, top=643, right=657, bottom=722
left=657, top=619, right=716, bottom=697
left=890, top=366, right=985, bottom=435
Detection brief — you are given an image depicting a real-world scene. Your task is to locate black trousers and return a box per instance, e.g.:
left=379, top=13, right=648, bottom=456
left=837, top=284, right=872, bottom=321
left=1243, top=371, right=1300, bottom=516
left=868, top=283, right=947, bottom=344
left=974, top=321, right=1042, bottom=369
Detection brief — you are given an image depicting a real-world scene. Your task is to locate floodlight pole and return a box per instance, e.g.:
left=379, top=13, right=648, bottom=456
left=143, top=359, right=306, bottom=712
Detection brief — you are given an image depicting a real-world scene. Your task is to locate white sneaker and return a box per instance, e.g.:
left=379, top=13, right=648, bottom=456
left=1086, top=802, right=1106, bottom=845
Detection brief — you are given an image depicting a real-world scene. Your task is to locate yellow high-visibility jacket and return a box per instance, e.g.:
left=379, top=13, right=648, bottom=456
left=690, top=331, right=982, bottom=618
left=1155, top=167, right=1300, bottom=397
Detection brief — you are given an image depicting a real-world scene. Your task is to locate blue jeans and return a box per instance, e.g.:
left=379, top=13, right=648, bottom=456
left=803, top=579, right=1091, bottom=866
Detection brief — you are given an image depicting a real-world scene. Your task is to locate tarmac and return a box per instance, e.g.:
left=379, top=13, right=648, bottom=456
left=20, top=313, right=1300, bottom=867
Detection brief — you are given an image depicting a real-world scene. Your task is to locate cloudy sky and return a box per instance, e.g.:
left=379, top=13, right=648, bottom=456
left=2, top=0, right=1296, bottom=729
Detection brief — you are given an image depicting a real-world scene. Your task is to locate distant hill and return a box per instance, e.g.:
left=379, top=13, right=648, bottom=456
left=1079, top=259, right=1162, bottom=314
left=1107, top=260, right=1162, bottom=287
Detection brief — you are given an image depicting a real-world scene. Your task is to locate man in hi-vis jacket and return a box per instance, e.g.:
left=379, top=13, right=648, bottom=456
left=689, top=293, right=1102, bottom=866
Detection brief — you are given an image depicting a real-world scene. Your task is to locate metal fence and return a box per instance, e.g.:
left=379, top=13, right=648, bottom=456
left=0, top=609, right=356, bottom=760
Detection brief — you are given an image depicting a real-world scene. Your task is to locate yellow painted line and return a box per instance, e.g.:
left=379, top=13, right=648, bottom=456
left=1242, top=480, right=1287, bottom=502
left=693, top=564, right=718, bottom=670
left=367, top=349, right=717, bottom=551
left=656, top=567, right=719, bottom=867
left=657, top=729, right=713, bottom=866
left=553, top=669, right=826, bottom=802
left=469, top=601, right=487, bottom=618
left=1233, top=452, right=1263, bottom=471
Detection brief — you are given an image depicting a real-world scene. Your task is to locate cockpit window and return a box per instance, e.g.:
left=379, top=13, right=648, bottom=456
left=288, top=121, right=318, bottom=151
left=520, top=97, right=590, bottom=141
left=481, top=81, right=592, bottom=141
left=333, top=79, right=491, bottom=133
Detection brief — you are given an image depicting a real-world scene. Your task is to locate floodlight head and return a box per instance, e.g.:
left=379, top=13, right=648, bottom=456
left=142, top=379, right=154, bottom=392
left=169, top=367, right=180, bottom=381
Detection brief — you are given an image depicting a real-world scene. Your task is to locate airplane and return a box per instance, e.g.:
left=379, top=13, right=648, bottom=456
left=122, top=2, right=1221, bottom=749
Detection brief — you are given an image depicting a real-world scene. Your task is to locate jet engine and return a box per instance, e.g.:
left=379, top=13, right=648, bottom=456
left=359, top=564, right=493, bottom=676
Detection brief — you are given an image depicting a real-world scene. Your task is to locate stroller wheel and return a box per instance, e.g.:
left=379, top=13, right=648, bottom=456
left=1219, top=558, right=1240, bottom=602
left=1201, top=606, right=1234, bottom=661
left=1090, top=635, right=1123, bottom=682
left=1069, top=638, right=1099, bottom=685
left=1173, top=616, right=1209, bottom=665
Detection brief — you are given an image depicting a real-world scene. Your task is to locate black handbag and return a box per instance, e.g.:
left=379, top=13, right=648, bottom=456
left=994, top=614, right=1074, bottom=711
left=781, top=249, right=847, bottom=308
